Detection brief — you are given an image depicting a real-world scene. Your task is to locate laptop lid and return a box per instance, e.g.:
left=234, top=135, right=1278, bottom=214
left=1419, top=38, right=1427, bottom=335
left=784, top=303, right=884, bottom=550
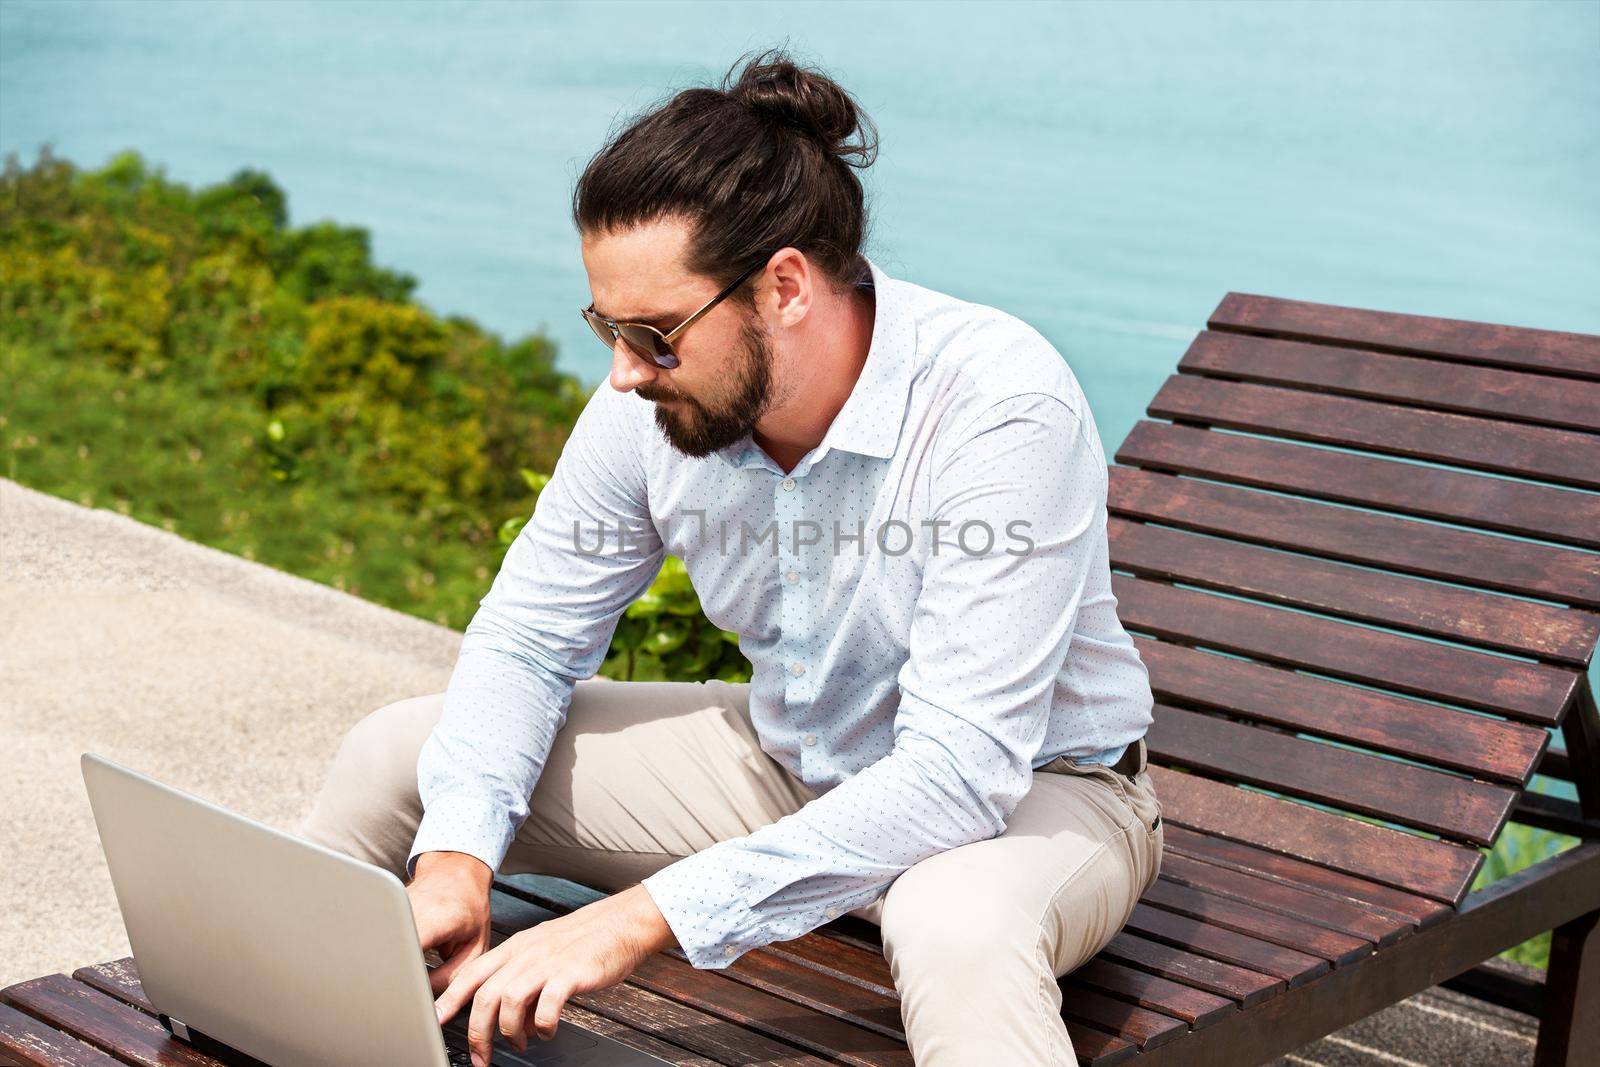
left=81, top=751, right=451, bottom=1067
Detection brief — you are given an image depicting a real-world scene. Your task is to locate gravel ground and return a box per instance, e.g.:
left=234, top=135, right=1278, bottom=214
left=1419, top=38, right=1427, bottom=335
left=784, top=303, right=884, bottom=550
left=0, top=476, right=1545, bottom=1063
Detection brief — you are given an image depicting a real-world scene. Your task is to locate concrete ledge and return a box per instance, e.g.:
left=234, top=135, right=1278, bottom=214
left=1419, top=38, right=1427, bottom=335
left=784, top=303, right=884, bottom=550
left=1, top=477, right=460, bottom=986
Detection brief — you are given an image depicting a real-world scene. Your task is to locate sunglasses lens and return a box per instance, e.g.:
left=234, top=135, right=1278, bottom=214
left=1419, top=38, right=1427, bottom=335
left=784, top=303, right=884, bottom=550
left=619, top=325, right=680, bottom=369
left=584, top=311, right=617, bottom=350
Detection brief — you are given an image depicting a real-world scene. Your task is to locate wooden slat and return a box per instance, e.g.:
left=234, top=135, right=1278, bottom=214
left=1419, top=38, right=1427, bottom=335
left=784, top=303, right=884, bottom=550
left=1110, top=516, right=1600, bottom=665
left=1132, top=638, right=1549, bottom=786
left=0, top=1001, right=124, bottom=1067
left=1113, top=574, right=1578, bottom=724
left=1067, top=960, right=1236, bottom=1028
left=1179, top=330, right=1600, bottom=432
left=1207, top=292, right=1600, bottom=380
left=1122, top=904, right=1329, bottom=986
left=1058, top=986, right=1190, bottom=1052
left=1115, top=420, right=1600, bottom=549
left=1155, top=850, right=1408, bottom=950
left=1096, top=932, right=1283, bottom=1006
left=70, top=962, right=153, bottom=1015
left=626, top=955, right=918, bottom=1067
left=1160, top=825, right=1449, bottom=929
left=1132, top=843, right=1600, bottom=1066
left=0, top=974, right=226, bottom=1067
left=1148, top=374, right=1600, bottom=490
left=1148, top=767, right=1483, bottom=905
left=1108, top=466, right=1600, bottom=611
left=1146, top=703, right=1517, bottom=846
left=1142, top=874, right=1373, bottom=966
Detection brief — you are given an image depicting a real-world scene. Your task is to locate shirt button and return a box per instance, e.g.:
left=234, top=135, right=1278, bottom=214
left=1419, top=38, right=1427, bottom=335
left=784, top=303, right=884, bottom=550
left=781, top=478, right=796, bottom=491
left=804, top=734, right=817, bottom=746
left=791, top=662, right=806, bottom=676
left=786, top=570, right=799, bottom=583
left=724, top=945, right=737, bottom=957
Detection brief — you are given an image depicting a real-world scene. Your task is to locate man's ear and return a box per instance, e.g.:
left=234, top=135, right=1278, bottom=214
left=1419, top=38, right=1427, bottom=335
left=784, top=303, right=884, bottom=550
left=765, top=247, right=814, bottom=329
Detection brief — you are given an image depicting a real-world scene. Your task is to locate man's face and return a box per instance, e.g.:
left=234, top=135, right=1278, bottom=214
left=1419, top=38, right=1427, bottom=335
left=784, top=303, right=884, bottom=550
left=580, top=217, right=774, bottom=458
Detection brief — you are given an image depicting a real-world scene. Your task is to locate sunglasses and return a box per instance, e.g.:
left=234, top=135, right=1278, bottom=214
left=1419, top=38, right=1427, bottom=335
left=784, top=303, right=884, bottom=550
left=581, top=258, right=767, bottom=370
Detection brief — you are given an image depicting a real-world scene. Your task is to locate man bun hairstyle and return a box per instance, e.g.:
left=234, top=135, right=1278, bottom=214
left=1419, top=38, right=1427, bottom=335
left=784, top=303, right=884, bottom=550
left=572, top=45, right=879, bottom=308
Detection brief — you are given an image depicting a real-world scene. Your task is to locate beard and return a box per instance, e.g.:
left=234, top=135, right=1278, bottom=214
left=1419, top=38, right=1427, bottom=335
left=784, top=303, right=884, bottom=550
left=636, top=312, right=773, bottom=458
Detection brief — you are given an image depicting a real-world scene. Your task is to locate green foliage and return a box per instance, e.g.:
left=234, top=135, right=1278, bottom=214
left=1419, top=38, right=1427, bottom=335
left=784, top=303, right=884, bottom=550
left=602, top=555, right=751, bottom=683
left=1473, top=817, right=1576, bottom=969
left=0, top=145, right=750, bottom=683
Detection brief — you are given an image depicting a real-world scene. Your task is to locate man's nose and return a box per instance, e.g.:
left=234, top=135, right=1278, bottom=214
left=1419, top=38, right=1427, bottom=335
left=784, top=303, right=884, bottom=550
left=608, top=336, right=658, bottom=393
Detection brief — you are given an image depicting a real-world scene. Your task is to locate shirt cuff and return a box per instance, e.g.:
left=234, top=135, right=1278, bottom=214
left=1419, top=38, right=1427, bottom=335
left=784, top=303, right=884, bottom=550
left=405, top=794, right=517, bottom=882
left=640, top=846, right=759, bottom=969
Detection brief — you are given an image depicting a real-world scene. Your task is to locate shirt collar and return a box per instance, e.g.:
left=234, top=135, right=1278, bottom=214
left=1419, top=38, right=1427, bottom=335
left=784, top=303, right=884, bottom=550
left=714, top=253, right=918, bottom=470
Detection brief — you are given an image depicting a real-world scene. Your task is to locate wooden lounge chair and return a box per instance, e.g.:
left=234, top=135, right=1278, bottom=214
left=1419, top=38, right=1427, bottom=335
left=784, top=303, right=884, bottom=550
left=4, top=293, right=1598, bottom=1066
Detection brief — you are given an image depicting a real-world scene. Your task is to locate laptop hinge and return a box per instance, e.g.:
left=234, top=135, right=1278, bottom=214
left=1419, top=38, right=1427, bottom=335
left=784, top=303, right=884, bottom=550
left=158, top=1012, right=191, bottom=1041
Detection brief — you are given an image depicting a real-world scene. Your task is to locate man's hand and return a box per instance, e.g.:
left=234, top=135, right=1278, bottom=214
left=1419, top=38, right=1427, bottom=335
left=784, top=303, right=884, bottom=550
left=407, top=851, right=494, bottom=996
left=433, top=883, right=677, bottom=1066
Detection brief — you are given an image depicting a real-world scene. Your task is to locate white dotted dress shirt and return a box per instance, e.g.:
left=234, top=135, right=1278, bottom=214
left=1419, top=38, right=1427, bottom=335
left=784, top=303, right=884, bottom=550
left=408, top=254, right=1156, bottom=968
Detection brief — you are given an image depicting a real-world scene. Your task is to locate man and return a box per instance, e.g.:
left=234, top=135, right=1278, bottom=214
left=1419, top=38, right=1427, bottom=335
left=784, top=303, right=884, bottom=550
left=299, top=48, right=1160, bottom=1066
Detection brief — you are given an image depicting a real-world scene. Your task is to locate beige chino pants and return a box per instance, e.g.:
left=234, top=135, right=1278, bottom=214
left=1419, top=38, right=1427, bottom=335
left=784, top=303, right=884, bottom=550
left=298, top=676, right=1163, bottom=1065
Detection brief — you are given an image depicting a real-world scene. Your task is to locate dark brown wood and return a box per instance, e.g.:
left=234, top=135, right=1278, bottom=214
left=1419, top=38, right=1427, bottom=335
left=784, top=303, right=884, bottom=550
left=1122, top=904, right=1329, bottom=986
left=1179, top=329, right=1600, bottom=432
left=1534, top=909, right=1600, bottom=1066
left=1139, top=876, right=1374, bottom=966
left=1108, top=466, right=1600, bottom=611
left=1563, top=684, right=1600, bottom=822
left=0, top=974, right=228, bottom=1067
left=1095, top=932, right=1283, bottom=1006
left=1206, top=292, right=1600, bottom=380
left=1149, top=767, right=1483, bottom=905
left=69, top=961, right=152, bottom=1015
left=1115, top=419, right=1600, bottom=549
left=1514, top=793, right=1600, bottom=840
left=1160, top=824, right=1448, bottom=929
left=1057, top=986, right=1189, bottom=1051
left=1065, top=960, right=1236, bottom=1028
left=1132, top=637, right=1549, bottom=786
left=1109, top=515, right=1600, bottom=665
left=1147, top=703, right=1518, bottom=846
left=1113, top=573, right=1579, bottom=724
left=1154, top=849, right=1407, bottom=949
left=1148, top=373, right=1600, bottom=490
left=1136, top=841, right=1600, bottom=1065
left=0, top=1001, right=124, bottom=1066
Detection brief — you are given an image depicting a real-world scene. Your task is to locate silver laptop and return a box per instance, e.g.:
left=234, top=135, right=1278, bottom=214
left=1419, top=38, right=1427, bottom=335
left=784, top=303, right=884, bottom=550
left=81, top=752, right=672, bottom=1066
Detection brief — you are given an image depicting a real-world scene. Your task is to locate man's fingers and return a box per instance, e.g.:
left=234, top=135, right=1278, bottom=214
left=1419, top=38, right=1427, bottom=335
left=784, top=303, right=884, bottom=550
left=429, top=944, right=477, bottom=998
left=533, top=977, right=576, bottom=1041
left=466, top=972, right=509, bottom=1067
left=435, top=941, right=504, bottom=1025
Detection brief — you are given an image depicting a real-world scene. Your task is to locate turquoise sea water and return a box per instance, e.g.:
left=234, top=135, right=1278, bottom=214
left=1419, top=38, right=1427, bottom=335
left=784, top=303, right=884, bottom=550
left=4, top=0, right=1597, bottom=446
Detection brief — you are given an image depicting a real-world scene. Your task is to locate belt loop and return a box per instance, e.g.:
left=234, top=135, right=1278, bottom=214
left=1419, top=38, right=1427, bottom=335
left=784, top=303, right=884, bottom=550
left=1134, top=737, right=1147, bottom=776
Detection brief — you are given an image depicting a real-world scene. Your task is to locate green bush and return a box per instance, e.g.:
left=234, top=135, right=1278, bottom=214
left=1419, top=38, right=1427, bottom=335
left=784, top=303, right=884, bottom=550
left=1, top=145, right=748, bottom=683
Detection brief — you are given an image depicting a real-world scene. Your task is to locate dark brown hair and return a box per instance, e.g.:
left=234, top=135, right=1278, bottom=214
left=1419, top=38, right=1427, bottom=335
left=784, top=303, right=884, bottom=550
left=571, top=45, right=879, bottom=309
